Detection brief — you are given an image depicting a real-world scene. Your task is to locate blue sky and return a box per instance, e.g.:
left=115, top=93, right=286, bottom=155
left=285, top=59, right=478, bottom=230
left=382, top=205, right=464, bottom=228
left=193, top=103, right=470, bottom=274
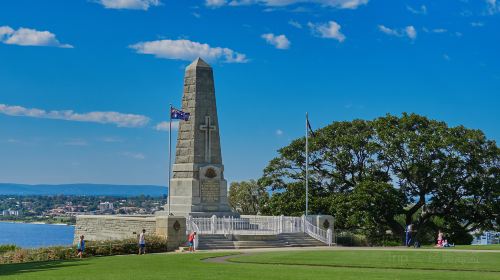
left=0, top=0, right=499, bottom=186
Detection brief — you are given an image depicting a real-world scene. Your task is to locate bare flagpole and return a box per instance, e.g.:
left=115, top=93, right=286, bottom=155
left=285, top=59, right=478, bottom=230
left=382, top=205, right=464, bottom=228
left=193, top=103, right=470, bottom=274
left=305, top=112, right=309, bottom=218
left=168, top=103, right=173, bottom=215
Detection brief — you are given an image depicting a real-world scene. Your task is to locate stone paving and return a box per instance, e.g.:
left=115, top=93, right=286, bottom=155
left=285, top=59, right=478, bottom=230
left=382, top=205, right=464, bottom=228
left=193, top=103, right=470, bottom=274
left=198, top=246, right=500, bottom=254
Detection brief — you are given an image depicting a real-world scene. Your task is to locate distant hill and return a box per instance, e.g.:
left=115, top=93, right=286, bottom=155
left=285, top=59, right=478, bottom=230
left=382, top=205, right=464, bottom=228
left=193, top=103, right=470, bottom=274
left=0, top=183, right=167, bottom=197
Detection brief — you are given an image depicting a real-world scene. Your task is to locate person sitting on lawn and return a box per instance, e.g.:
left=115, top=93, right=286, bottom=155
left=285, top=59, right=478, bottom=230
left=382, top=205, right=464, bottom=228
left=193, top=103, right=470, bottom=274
left=443, top=239, right=455, bottom=248
left=188, top=231, right=196, bottom=252
left=443, top=239, right=449, bottom=247
left=77, top=235, right=85, bottom=259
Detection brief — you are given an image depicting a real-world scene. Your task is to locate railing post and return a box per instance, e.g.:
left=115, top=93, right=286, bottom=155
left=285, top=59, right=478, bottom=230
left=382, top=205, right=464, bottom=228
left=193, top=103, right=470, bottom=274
left=230, top=216, right=233, bottom=234
left=279, top=215, right=284, bottom=234
left=301, top=215, right=306, bottom=233
left=333, top=217, right=335, bottom=246
left=211, top=215, right=216, bottom=234
left=327, top=229, right=332, bottom=246
left=194, top=234, right=197, bottom=251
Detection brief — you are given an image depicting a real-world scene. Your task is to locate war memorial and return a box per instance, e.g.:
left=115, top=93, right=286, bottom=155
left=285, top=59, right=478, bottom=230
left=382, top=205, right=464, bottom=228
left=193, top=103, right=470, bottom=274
left=74, top=58, right=334, bottom=250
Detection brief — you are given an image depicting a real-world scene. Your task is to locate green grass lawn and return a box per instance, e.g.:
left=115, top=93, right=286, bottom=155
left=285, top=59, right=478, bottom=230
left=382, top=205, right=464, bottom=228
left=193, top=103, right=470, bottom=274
left=229, top=250, right=500, bottom=272
left=1, top=249, right=499, bottom=280
left=421, top=244, right=500, bottom=250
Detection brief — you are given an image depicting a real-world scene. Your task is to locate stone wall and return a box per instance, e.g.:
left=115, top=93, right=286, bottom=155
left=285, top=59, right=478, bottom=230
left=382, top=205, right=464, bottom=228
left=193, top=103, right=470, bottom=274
left=74, top=215, right=157, bottom=244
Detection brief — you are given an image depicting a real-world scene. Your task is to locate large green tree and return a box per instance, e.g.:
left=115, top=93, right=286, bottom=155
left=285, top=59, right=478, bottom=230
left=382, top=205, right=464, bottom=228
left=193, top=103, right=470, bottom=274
left=228, top=180, right=269, bottom=215
left=260, top=113, right=499, bottom=244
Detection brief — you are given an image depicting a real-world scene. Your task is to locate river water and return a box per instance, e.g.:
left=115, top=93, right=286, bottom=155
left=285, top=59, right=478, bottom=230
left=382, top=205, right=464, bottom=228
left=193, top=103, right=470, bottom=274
left=0, top=221, right=74, bottom=248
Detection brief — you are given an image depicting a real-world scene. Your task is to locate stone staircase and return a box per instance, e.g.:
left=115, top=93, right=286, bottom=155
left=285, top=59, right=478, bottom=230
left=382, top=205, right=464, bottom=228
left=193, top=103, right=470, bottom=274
left=197, top=233, right=327, bottom=250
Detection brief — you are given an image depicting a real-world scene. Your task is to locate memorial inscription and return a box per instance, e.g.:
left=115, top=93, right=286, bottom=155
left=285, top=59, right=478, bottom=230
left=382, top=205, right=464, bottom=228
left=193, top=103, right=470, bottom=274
left=201, top=180, right=220, bottom=203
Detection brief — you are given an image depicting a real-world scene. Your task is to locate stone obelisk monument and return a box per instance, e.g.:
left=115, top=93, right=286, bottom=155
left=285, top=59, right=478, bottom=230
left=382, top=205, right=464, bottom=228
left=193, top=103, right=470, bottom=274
left=165, top=58, right=236, bottom=217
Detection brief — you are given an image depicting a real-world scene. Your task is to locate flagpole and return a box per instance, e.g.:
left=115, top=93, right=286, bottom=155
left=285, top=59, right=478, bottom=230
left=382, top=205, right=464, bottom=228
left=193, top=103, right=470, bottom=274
left=168, top=103, right=172, bottom=215
left=305, top=112, right=309, bottom=218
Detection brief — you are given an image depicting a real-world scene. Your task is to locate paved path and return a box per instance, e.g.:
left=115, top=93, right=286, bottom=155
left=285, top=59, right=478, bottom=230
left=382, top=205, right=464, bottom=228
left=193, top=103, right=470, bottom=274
left=203, top=253, right=248, bottom=264
left=198, top=246, right=500, bottom=254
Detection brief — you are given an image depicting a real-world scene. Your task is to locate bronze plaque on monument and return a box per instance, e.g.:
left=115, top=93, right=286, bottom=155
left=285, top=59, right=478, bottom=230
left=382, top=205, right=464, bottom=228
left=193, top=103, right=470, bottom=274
left=201, top=180, right=220, bottom=203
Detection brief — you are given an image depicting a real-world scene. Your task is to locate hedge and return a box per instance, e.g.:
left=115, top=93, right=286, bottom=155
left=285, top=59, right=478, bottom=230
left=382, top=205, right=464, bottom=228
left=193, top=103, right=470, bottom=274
left=0, top=245, right=18, bottom=254
left=0, top=236, right=168, bottom=264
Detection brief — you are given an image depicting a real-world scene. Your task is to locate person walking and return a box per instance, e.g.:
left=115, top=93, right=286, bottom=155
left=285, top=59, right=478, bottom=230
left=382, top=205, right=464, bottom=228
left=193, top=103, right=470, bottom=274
left=405, top=224, right=413, bottom=247
left=188, top=231, right=196, bottom=252
left=77, top=235, right=85, bottom=259
left=138, top=229, right=146, bottom=255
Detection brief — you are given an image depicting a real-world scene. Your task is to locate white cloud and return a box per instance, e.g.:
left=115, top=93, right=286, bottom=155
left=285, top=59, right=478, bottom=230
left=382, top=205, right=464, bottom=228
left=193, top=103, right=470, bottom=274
left=431, top=28, right=447, bottom=33
left=288, top=20, right=302, bottom=29
left=95, top=0, right=161, bottom=10
left=443, top=54, right=450, bottom=61
left=308, top=21, right=345, bottom=42
left=206, top=0, right=368, bottom=9
left=0, top=26, right=14, bottom=39
left=378, top=25, right=417, bottom=40
left=0, top=26, right=73, bottom=48
left=378, top=25, right=399, bottom=36
left=405, top=26, right=417, bottom=40
left=206, top=0, right=227, bottom=7
left=422, top=27, right=447, bottom=34
left=63, top=139, right=89, bottom=146
left=130, top=39, right=248, bottom=63
left=407, top=5, right=427, bottom=15
left=276, top=129, right=284, bottom=136
left=121, top=152, right=146, bottom=160
left=471, top=22, right=485, bottom=27
left=0, top=104, right=150, bottom=128
left=101, top=137, right=124, bottom=143
left=486, top=0, right=500, bottom=14
left=154, top=121, right=180, bottom=132
left=261, top=33, right=291, bottom=49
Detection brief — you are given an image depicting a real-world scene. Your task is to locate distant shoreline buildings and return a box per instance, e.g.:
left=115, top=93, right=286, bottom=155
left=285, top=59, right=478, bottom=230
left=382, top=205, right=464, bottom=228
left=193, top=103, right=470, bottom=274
left=98, top=202, right=114, bottom=212
left=1, top=209, right=19, bottom=216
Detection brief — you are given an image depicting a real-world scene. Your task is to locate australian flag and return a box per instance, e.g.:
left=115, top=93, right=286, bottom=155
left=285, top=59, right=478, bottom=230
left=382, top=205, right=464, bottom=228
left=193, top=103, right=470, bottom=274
left=171, top=107, right=190, bottom=121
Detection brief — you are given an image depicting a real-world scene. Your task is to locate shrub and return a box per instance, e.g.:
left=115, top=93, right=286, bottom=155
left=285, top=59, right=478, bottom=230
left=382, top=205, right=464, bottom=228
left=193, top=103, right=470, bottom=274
left=0, top=244, right=18, bottom=253
left=0, top=235, right=168, bottom=264
left=335, top=232, right=369, bottom=247
left=380, top=240, right=401, bottom=247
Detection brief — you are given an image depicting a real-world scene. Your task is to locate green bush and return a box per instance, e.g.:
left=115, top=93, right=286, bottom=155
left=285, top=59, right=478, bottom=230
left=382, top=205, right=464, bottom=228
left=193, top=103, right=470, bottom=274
left=0, top=235, right=168, bottom=264
left=336, top=232, right=369, bottom=247
left=0, top=244, right=18, bottom=253
left=0, top=246, right=74, bottom=264
left=380, top=240, right=401, bottom=247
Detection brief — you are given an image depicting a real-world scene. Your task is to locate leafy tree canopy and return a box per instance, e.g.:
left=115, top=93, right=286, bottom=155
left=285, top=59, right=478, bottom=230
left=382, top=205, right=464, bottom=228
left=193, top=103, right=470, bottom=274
left=259, top=113, right=499, bottom=244
left=228, top=180, right=269, bottom=215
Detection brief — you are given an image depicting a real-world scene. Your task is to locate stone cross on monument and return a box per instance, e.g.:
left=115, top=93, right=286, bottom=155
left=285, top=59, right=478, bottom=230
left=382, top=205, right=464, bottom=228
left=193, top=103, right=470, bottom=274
left=200, top=116, right=216, bottom=163
left=162, top=57, right=237, bottom=217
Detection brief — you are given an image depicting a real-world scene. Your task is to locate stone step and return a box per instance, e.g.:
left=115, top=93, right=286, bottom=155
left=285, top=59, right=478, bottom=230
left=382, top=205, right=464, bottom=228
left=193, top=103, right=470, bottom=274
left=198, top=244, right=318, bottom=250
left=197, top=233, right=328, bottom=250
left=200, top=235, right=231, bottom=240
